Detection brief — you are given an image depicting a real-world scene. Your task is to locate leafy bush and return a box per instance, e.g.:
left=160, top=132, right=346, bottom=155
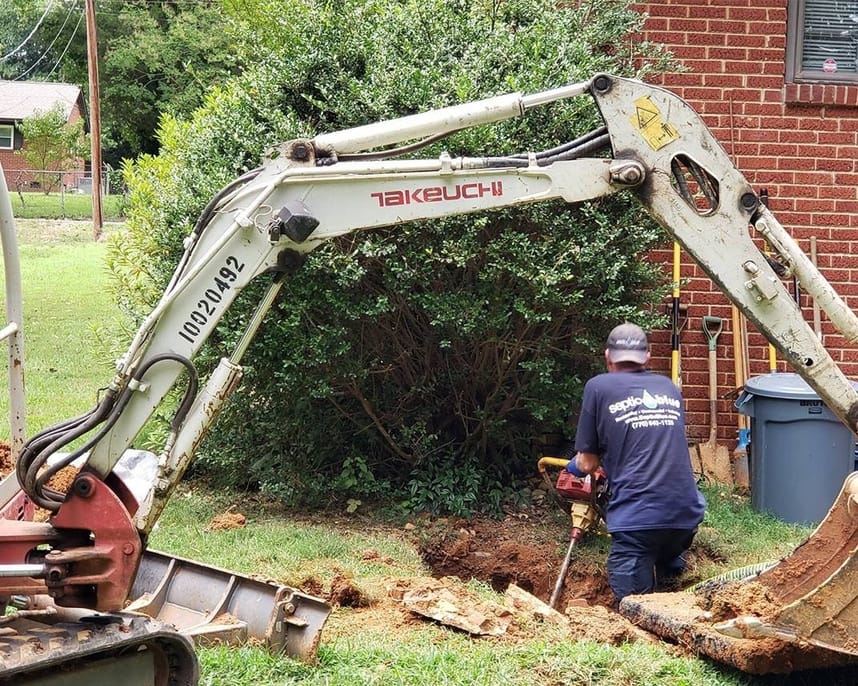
left=110, top=0, right=676, bottom=513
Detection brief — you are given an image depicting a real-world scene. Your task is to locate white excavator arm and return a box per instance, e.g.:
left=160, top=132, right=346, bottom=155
left=4, top=76, right=858, bottom=677
left=12, top=74, right=858, bottom=534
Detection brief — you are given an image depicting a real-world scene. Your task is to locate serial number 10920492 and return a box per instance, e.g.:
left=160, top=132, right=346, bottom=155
left=178, top=255, right=245, bottom=344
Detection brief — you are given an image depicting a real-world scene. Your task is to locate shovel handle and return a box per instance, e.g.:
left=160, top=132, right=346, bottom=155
left=703, top=317, right=722, bottom=440
left=709, top=348, right=718, bottom=435
left=702, top=315, right=723, bottom=351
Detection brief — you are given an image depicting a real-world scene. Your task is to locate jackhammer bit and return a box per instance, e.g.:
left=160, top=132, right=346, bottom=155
left=548, top=499, right=600, bottom=609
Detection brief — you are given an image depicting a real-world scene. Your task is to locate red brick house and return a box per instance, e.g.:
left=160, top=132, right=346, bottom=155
left=632, top=1, right=858, bottom=452
left=0, top=80, right=87, bottom=191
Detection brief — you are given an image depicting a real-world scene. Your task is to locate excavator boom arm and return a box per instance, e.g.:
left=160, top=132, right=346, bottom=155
left=87, top=75, right=858, bottom=515
left=2, top=73, right=858, bottom=680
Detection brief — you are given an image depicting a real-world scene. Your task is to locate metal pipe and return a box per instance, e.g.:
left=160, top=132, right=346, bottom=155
left=313, top=80, right=590, bottom=155
left=520, top=80, right=589, bottom=109
left=549, top=534, right=579, bottom=609
left=0, top=563, right=46, bottom=578
left=0, top=163, right=26, bottom=461
left=230, top=276, right=285, bottom=364
left=313, top=93, right=525, bottom=155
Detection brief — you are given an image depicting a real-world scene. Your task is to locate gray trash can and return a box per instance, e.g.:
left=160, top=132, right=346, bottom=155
left=735, top=372, right=855, bottom=525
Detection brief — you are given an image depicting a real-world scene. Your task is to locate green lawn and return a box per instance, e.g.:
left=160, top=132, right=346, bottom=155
left=0, top=219, right=120, bottom=436
left=9, top=191, right=126, bottom=221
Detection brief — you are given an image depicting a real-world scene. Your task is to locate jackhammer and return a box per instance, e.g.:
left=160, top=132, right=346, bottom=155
left=537, top=456, right=607, bottom=609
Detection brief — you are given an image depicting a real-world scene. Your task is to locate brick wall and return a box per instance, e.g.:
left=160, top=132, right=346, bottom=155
left=634, top=1, right=858, bottom=445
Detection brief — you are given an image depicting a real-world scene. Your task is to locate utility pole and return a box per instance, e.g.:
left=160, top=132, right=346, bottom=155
left=84, top=0, right=103, bottom=240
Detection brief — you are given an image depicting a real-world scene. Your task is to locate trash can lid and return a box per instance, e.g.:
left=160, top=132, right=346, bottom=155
left=743, top=372, right=821, bottom=399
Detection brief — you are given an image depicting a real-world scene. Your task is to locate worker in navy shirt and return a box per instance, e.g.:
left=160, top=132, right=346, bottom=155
left=566, top=322, right=705, bottom=603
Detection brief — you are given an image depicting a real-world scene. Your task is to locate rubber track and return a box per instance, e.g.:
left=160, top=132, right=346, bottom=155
left=0, top=613, right=198, bottom=685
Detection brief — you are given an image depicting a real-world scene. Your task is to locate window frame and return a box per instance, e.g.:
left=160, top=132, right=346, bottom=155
left=0, top=124, right=13, bottom=150
left=786, top=0, right=858, bottom=85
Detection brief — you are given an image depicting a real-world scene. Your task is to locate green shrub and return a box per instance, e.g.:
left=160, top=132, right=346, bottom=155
left=110, top=0, right=676, bottom=513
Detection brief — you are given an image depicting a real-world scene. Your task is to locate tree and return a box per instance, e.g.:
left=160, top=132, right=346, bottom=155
left=111, top=0, right=678, bottom=514
left=0, top=0, right=241, bottom=166
left=15, top=104, right=88, bottom=194
left=79, top=0, right=241, bottom=162
left=0, top=0, right=48, bottom=80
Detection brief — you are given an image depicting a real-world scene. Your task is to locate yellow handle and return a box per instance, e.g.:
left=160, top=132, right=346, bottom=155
left=537, top=456, right=571, bottom=491
left=537, top=456, right=571, bottom=477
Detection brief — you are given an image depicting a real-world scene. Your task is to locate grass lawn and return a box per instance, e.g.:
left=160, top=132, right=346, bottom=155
left=9, top=191, right=126, bottom=221
left=0, top=219, right=120, bottom=435
left=152, top=489, right=855, bottom=686
left=3, top=219, right=858, bottom=685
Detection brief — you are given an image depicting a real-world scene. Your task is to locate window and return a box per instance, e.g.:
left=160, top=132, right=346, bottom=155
left=0, top=125, right=12, bottom=150
left=787, top=0, right=858, bottom=84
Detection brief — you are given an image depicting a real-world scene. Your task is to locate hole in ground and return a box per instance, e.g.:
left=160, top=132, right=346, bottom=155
left=418, top=516, right=615, bottom=611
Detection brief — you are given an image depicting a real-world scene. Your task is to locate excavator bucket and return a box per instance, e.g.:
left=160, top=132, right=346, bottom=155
left=620, top=472, right=858, bottom=674
left=127, top=549, right=330, bottom=662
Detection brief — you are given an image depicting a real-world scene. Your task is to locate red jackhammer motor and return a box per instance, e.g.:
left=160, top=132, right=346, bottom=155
left=537, top=456, right=608, bottom=609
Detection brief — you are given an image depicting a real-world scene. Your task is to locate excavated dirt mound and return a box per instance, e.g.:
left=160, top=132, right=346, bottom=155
left=206, top=511, right=247, bottom=531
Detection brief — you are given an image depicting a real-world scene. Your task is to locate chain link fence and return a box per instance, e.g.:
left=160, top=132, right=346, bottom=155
left=2, top=166, right=115, bottom=195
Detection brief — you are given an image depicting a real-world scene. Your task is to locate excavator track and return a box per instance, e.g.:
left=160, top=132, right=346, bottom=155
left=0, top=611, right=198, bottom=686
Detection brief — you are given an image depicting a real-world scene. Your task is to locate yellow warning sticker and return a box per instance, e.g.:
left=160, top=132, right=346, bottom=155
left=631, top=96, right=679, bottom=151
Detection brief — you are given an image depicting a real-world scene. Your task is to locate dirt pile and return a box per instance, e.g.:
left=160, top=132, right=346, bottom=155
left=206, top=511, right=247, bottom=531
left=698, top=580, right=780, bottom=622
left=303, top=512, right=650, bottom=648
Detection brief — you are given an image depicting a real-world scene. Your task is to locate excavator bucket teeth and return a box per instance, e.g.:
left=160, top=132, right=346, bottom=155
left=620, top=472, right=858, bottom=674
left=128, top=549, right=330, bottom=663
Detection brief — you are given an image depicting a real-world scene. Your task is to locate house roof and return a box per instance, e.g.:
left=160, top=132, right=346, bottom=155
left=0, top=81, right=84, bottom=121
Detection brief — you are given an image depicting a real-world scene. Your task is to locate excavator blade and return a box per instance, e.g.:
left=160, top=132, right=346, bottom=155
left=620, top=472, right=858, bottom=674
left=128, top=549, right=330, bottom=662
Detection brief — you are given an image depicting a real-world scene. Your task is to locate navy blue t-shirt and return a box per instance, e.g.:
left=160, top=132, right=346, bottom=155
left=574, top=369, right=705, bottom=533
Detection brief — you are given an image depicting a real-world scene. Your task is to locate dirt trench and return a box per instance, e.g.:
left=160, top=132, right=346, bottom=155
left=413, top=515, right=858, bottom=676
left=417, top=515, right=615, bottom=611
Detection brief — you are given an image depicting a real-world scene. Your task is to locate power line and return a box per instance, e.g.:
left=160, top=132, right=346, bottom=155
left=13, top=1, right=81, bottom=80
left=45, top=10, right=84, bottom=79
left=0, top=0, right=57, bottom=63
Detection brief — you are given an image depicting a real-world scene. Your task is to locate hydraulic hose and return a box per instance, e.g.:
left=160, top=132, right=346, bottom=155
left=18, top=353, right=199, bottom=511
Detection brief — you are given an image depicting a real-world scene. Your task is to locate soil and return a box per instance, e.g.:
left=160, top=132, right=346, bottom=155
left=329, top=568, right=371, bottom=608
left=699, top=580, right=781, bottom=622
left=294, top=507, right=858, bottom=676
left=207, top=511, right=247, bottom=531
left=417, top=514, right=615, bottom=608
left=754, top=478, right=858, bottom=606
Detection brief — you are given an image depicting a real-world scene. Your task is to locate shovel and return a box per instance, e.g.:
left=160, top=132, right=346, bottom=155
left=699, top=316, right=733, bottom=484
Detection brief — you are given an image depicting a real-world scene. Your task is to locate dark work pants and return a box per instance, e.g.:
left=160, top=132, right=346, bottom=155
left=607, top=528, right=697, bottom=603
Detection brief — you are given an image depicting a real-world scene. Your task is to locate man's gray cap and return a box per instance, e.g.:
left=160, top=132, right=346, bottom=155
left=606, top=322, right=649, bottom=364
